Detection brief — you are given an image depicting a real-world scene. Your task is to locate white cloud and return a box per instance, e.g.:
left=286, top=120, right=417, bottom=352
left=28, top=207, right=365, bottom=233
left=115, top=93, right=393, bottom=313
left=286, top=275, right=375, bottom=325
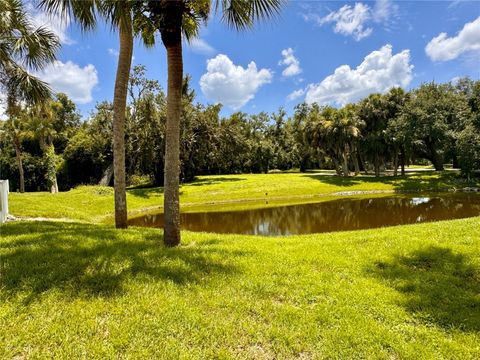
left=279, top=48, right=302, bottom=77
left=448, top=0, right=467, bottom=8
left=200, top=54, right=272, bottom=110
left=188, top=38, right=216, bottom=56
left=107, top=48, right=135, bottom=62
left=304, top=0, right=398, bottom=41
left=318, top=3, right=372, bottom=41
left=287, top=89, right=305, bottom=102
left=372, top=0, right=399, bottom=24
left=294, top=77, right=305, bottom=85
left=108, top=48, right=119, bottom=58
left=26, top=3, right=73, bottom=45
left=305, top=44, right=413, bottom=106
left=35, top=61, right=98, bottom=104
left=425, top=16, right=480, bottom=61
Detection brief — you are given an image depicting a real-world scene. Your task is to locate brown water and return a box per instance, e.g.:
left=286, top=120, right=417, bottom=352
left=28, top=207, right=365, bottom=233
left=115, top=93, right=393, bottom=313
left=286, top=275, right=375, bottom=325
left=128, top=193, right=480, bottom=236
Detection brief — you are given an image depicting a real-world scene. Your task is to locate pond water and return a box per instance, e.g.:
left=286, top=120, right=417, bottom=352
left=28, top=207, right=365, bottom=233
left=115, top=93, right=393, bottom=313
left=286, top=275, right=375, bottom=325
left=128, top=193, right=480, bottom=236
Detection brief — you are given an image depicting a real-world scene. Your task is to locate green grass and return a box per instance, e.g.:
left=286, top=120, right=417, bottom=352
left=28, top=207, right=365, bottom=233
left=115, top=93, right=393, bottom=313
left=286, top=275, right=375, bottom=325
left=9, top=171, right=479, bottom=223
left=3, top=172, right=480, bottom=357
left=1, top=218, right=479, bottom=358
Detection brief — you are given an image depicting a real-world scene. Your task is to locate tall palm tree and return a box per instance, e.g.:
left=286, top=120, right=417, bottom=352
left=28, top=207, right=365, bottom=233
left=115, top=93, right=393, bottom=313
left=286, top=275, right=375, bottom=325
left=139, top=0, right=283, bottom=247
left=1, top=0, right=59, bottom=192
left=105, top=4, right=134, bottom=228
left=40, top=0, right=141, bottom=227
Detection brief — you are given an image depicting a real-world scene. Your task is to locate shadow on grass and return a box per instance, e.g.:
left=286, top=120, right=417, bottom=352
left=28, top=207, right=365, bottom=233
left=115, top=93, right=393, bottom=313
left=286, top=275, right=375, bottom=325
left=189, top=176, right=246, bottom=187
left=0, top=222, right=245, bottom=303
left=126, top=175, right=245, bottom=197
left=369, top=246, right=480, bottom=332
left=128, top=187, right=165, bottom=199
left=302, top=171, right=465, bottom=191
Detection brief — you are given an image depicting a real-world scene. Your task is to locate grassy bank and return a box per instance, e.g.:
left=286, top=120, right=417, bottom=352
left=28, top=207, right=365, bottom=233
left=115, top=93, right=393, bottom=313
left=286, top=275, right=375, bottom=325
left=0, top=218, right=479, bottom=358
left=8, top=171, right=478, bottom=222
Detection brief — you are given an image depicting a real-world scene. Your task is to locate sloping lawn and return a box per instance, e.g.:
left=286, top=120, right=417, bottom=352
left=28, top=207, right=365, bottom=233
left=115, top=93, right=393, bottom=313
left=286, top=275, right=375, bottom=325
left=8, top=171, right=478, bottom=223
left=1, top=218, right=479, bottom=358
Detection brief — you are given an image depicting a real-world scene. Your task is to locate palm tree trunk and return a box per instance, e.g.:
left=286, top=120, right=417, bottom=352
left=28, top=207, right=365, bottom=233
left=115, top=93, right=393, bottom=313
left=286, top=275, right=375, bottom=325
left=7, top=96, right=24, bottom=193
left=359, top=153, right=368, bottom=175
left=333, top=157, right=341, bottom=176
left=112, top=15, right=133, bottom=229
left=393, top=148, right=399, bottom=177
left=342, top=152, right=349, bottom=177
left=161, top=4, right=183, bottom=246
left=374, top=154, right=380, bottom=177
left=49, top=143, right=59, bottom=194
left=163, top=39, right=183, bottom=247
left=353, top=150, right=360, bottom=176
left=12, top=135, right=25, bottom=193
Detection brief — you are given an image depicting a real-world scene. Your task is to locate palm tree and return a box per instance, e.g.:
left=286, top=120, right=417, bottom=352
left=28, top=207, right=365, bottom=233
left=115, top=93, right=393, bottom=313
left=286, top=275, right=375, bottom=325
left=139, top=0, right=283, bottom=247
left=336, top=105, right=362, bottom=177
left=309, top=106, right=362, bottom=177
left=106, top=5, right=134, bottom=228
left=2, top=114, right=27, bottom=192
left=318, top=107, right=345, bottom=175
left=384, top=87, right=410, bottom=176
left=40, top=0, right=142, bottom=227
left=357, top=94, right=390, bottom=177
left=27, top=101, right=60, bottom=193
left=1, top=0, right=59, bottom=192
left=0, top=0, right=59, bottom=105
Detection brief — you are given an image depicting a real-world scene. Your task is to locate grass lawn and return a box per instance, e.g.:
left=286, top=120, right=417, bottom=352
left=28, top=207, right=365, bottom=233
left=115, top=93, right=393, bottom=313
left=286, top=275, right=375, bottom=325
left=0, top=218, right=479, bottom=358
left=8, top=171, right=479, bottom=223
left=2, top=172, right=479, bottom=358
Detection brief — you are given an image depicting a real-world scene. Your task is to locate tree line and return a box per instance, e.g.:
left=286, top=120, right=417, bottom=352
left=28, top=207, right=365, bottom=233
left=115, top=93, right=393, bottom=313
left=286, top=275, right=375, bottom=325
left=2, top=66, right=479, bottom=194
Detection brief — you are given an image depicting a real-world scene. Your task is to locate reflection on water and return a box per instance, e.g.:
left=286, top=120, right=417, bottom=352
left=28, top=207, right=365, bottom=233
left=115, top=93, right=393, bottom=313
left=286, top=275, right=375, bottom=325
left=411, top=197, right=431, bottom=205
left=129, top=193, right=480, bottom=236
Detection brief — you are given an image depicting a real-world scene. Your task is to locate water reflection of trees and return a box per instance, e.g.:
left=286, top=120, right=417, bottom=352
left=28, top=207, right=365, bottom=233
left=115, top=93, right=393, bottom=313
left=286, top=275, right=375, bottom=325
left=130, top=194, right=480, bottom=235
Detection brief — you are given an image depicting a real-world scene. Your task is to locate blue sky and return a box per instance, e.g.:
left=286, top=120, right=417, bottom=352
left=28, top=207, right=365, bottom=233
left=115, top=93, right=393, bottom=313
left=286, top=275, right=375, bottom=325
left=25, top=0, right=480, bottom=118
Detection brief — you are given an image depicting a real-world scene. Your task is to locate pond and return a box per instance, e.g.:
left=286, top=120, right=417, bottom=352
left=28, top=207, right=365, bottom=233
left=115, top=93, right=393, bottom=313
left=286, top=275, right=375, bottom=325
left=128, top=193, right=480, bottom=236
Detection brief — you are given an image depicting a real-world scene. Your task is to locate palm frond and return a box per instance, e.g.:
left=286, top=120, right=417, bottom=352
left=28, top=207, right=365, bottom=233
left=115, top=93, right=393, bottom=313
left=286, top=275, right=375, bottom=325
left=132, top=10, right=157, bottom=48
left=12, top=25, right=60, bottom=70
left=219, top=0, right=252, bottom=30
left=0, top=0, right=57, bottom=108
left=38, top=0, right=97, bottom=31
left=218, top=0, right=284, bottom=31
left=7, top=62, right=53, bottom=104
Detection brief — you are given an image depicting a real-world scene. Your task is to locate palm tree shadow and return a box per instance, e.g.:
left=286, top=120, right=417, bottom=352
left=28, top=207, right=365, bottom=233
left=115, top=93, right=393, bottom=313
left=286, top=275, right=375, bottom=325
left=0, top=222, right=246, bottom=304
left=189, top=177, right=246, bottom=187
left=368, top=246, right=480, bottom=332
left=128, top=187, right=166, bottom=199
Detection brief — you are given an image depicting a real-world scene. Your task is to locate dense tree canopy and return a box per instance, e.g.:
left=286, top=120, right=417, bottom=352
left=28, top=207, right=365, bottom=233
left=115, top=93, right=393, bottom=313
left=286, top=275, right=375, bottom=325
left=1, top=67, right=479, bottom=192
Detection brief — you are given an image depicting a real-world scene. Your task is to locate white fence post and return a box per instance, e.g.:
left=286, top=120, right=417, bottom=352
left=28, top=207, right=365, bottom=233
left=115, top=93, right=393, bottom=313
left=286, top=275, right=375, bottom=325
left=0, top=179, right=9, bottom=223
